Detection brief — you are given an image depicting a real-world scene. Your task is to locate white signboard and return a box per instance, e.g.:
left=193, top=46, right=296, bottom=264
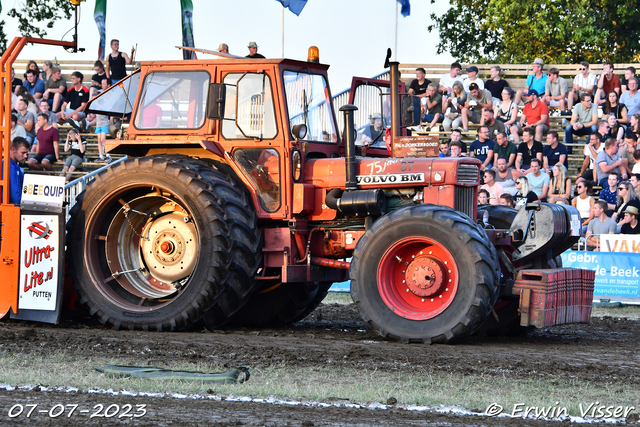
left=20, top=175, right=65, bottom=211
left=18, top=215, right=60, bottom=311
left=600, top=235, right=640, bottom=253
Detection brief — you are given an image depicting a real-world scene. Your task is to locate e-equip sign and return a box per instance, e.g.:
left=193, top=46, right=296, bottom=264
left=21, top=175, right=65, bottom=212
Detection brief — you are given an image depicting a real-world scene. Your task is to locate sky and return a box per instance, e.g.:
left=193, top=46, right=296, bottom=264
left=1, top=0, right=453, bottom=92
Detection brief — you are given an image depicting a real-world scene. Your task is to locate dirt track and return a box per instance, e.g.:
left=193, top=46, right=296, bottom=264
left=0, top=302, right=639, bottom=426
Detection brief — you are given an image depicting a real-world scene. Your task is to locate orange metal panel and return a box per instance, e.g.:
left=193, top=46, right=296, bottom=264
left=292, top=183, right=314, bottom=214
left=0, top=205, right=21, bottom=318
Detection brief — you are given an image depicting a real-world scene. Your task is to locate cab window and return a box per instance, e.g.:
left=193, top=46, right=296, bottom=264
left=233, top=148, right=281, bottom=212
left=222, top=73, right=277, bottom=140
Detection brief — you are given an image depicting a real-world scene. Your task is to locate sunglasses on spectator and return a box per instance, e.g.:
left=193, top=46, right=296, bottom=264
left=516, top=181, right=522, bottom=184
left=579, top=68, right=586, bottom=70
left=618, top=187, right=627, bottom=191
left=577, top=185, right=584, bottom=189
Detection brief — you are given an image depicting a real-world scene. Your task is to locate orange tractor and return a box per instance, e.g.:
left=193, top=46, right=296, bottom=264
left=1, top=39, right=593, bottom=342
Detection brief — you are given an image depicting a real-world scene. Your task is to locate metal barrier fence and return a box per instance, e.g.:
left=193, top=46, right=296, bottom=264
left=63, top=156, right=127, bottom=221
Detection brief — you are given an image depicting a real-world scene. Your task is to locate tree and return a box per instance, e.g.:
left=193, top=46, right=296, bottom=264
left=1, top=0, right=74, bottom=53
left=429, top=0, right=640, bottom=63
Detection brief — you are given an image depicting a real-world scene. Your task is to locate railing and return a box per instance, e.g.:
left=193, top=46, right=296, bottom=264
left=64, top=156, right=127, bottom=221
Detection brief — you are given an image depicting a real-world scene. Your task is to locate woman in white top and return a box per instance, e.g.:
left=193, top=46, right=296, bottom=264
left=442, top=81, right=467, bottom=132
left=494, top=87, right=518, bottom=131
left=571, top=179, right=595, bottom=235
left=548, top=164, right=572, bottom=204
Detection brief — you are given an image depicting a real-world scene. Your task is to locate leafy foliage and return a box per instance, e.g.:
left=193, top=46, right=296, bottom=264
left=429, top=0, right=640, bottom=63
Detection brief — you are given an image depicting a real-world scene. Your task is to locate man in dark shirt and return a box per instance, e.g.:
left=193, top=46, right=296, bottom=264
left=408, top=67, right=431, bottom=126
left=57, top=71, right=90, bottom=127
left=485, top=65, right=509, bottom=105
left=515, top=128, right=544, bottom=174
left=246, top=42, right=265, bottom=59
left=469, top=125, right=495, bottom=169
left=542, top=130, right=568, bottom=171
left=620, top=205, right=640, bottom=234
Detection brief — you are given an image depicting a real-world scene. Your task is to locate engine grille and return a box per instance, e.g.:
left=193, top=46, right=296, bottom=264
left=457, top=164, right=480, bottom=183
left=454, top=186, right=476, bottom=220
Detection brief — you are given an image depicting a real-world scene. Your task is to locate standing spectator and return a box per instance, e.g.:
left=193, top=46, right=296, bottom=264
left=2, top=137, right=29, bottom=204
left=595, top=139, right=626, bottom=188
left=612, top=181, right=639, bottom=222
left=408, top=68, right=432, bottom=126
left=515, top=58, right=547, bottom=105
left=620, top=77, right=640, bottom=116
left=547, top=164, right=571, bottom=204
left=15, top=97, right=36, bottom=145
left=60, top=129, right=86, bottom=182
left=494, top=87, right=518, bottom=130
left=495, top=156, right=522, bottom=195
left=218, top=43, right=229, bottom=53
left=10, top=114, right=27, bottom=143
left=449, top=140, right=463, bottom=157
left=485, top=65, right=509, bottom=106
left=480, top=108, right=504, bottom=140
left=595, top=61, right=621, bottom=105
left=525, top=158, right=550, bottom=200
left=586, top=201, right=618, bottom=250
left=42, top=66, right=66, bottom=112
left=602, top=90, right=628, bottom=126
left=442, top=81, right=466, bottom=132
left=22, top=69, right=45, bottom=100
left=567, top=61, right=597, bottom=111
left=90, top=60, right=108, bottom=97
left=619, top=205, right=640, bottom=234
left=461, top=83, right=492, bottom=132
left=57, top=71, right=90, bottom=129
left=565, top=93, right=598, bottom=147
left=246, top=41, right=265, bottom=59
left=512, top=89, right=549, bottom=143
left=469, top=126, right=495, bottom=169
left=572, top=180, right=595, bottom=234
left=515, top=128, right=543, bottom=174
left=543, top=67, right=569, bottom=113
left=481, top=169, right=504, bottom=205
left=93, top=78, right=113, bottom=163
left=439, top=62, right=463, bottom=98
left=28, top=113, right=60, bottom=172
left=621, top=66, right=636, bottom=93
left=422, top=83, right=442, bottom=131
left=105, top=39, right=135, bottom=82
left=493, top=132, right=517, bottom=168
left=41, top=60, right=53, bottom=82
left=543, top=131, right=568, bottom=170
left=579, top=132, right=604, bottom=182
left=462, top=66, right=483, bottom=93
left=619, top=132, right=638, bottom=172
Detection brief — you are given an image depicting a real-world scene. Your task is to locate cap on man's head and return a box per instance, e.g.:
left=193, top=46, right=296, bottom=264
left=624, top=205, right=639, bottom=216
left=469, top=82, right=480, bottom=91
left=372, top=114, right=382, bottom=120
left=247, top=42, right=258, bottom=48
left=467, top=66, right=479, bottom=73
left=526, top=89, right=539, bottom=97
left=218, top=43, right=229, bottom=51
left=533, top=58, right=544, bottom=66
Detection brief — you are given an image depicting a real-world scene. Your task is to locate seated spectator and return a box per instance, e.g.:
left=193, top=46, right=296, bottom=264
left=16, top=87, right=38, bottom=116
left=439, top=62, right=463, bottom=98
left=572, top=179, right=595, bottom=234
left=619, top=205, right=640, bottom=234
left=631, top=173, right=640, bottom=194
left=41, top=60, right=53, bottom=82
left=586, top=200, right=618, bottom=250
left=442, top=81, right=466, bottom=132
left=461, top=83, right=493, bottom=132
left=90, top=60, right=109, bottom=97
left=23, top=60, right=40, bottom=81
left=548, top=164, right=571, bottom=204
left=14, top=97, right=36, bottom=145
left=543, top=67, right=568, bottom=112
left=462, top=66, right=483, bottom=93
left=619, top=131, right=637, bottom=172
left=478, top=188, right=490, bottom=205
left=485, top=65, right=509, bottom=106
left=515, top=128, right=543, bottom=174
left=493, top=132, right=517, bottom=168
left=495, top=156, right=522, bottom=196
left=60, top=128, right=86, bottom=182
left=42, top=66, right=67, bottom=113
left=449, top=128, right=467, bottom=154
left=628, top=113, right=640, bottom=139
left=543, top=131, right=568, bottom=171
left=599, top=172, right=620, bottom=216
left=612, top=181, right=639, bottom=222
left=579, top=132, right=604, bottom=182
left=37, top=99, right=59, bottom=128
left=408, top=67, right=431, bottom=126
left=22, top=69, right=45, bottom=100
left=568, top=61, right=597, bottom=112
left=10, top=114, right=26, bottom=143
left=515, top=58, right=547, bottom=105
left=469, top=125, right=495, bottom=169
left=2, top=137, right=29, bottom=204
left=438, top=141, right=450, bottom=157
left=525, top=158, right=550, bottom=200
left=11, top=67, right=22, bottom=94
left=606, top=114, right=625, bottom=143
left=27, top=113, right=60, bottom=172
left=449, top=140, right=463, bottom=157
left=480, top=108, right=504, bottom=140
left=602, top=90, right=628, bottom=126
left=510, top=89, right=549, bottom=143
left=565, top=93, right=598, bottom=146
left=514, top=176, right=538, bottom=208
left=481, top=169, right=504, bottom=205
left=57, top=71, right=90, bottom=130
left=595, top=138, right=626, bottom=188
left=494, top=87, right=518, bottom=130
left=620, top=77, right=640, bottom=116
left=499, top=193, right=514, bottom=208
left=633, top=151, right=640, bottom=174
left=422, top=83, right=443, bottom=131
left=595, top=61, right=621, bottom=105
left=621, top=66, right=636, bottom=93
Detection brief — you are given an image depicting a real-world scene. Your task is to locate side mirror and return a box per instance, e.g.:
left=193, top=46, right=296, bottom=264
left=207, top=83, right=226, bottom=119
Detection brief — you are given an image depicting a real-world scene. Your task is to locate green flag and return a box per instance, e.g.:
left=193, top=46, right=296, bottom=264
left=94, top=0, right=107, bottom=60
left=180, top=0, right=196, bottom=59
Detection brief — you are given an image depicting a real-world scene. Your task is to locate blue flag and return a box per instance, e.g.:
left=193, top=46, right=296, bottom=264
left=275, top=0, right=308, bottom=16
left=397, top=0, right=410, bottom=17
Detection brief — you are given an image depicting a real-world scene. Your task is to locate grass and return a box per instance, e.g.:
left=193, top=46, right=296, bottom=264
left=591, top=304, right=640, bottom=319
left=0, top=353, right=637, bottom=418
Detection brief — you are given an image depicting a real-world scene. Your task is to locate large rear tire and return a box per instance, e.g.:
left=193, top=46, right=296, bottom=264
left=67, top=156, right=261, bottom=331
left=350, top=205, right=500, bottom=343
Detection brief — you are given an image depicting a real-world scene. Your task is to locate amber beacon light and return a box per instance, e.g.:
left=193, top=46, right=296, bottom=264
left=307, top=46, right=319, bottom=63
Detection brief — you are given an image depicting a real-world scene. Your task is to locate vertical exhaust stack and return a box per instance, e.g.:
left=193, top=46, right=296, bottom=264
left=384, top=48, right=401, bottom=144
left=340, top=104, right=358, bottom=191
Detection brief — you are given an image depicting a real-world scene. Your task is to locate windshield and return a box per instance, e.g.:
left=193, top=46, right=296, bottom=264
left=283, top=71, right=337, bottom=143
left=86, top=71, right=140, bottom=116
left=352, top=83, right=390, bottom=148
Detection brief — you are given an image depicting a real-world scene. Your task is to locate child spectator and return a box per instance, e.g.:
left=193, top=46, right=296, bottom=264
left=60, top=129, right=86, bottom=182
left=90, top=60, right=108, bottom=97
left=93, top=78, right=112, bottom=163
left=478, top=189, right=490, bottom=205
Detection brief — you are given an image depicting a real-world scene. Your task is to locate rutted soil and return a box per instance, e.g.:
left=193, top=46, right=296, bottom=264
left=0, top=302, right=638, bottom=426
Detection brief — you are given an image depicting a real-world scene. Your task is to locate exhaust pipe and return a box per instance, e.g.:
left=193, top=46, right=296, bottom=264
left=384, top=48, right=401, bottom=141
left=339, top=104, right=358, bottom=191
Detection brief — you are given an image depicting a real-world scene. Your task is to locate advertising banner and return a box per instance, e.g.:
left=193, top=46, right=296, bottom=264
left=599, top=235, right=640, bottom=253
left=20, top=175, right=65, bottom=212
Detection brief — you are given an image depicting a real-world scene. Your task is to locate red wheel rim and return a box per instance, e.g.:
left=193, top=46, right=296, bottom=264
left=377, top=237, right=459, bottom=321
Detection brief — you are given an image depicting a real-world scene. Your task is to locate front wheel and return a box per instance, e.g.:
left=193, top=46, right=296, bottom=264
left=350, top=205, right=500, bottom=343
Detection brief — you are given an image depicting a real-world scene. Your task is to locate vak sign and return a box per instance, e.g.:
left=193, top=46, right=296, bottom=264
left=599, top=235, right=640, bottom=253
